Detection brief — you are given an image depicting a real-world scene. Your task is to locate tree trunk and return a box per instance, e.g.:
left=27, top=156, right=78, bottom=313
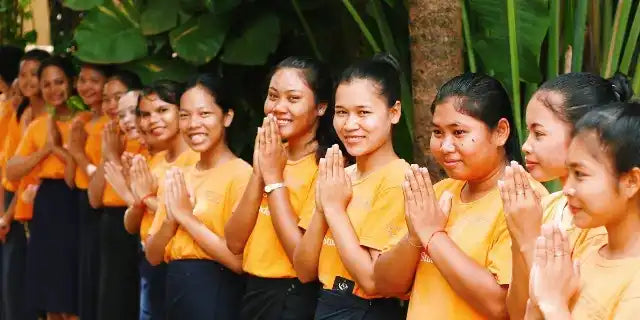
left=408, top=0, right=463, bottom=180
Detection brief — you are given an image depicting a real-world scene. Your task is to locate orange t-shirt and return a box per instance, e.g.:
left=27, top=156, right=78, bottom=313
left=243, top=153, right=318, bottom=278
left=1, top=110, right=27, bottom=191
left=74, top=115, right=109, bottom=189
left=150, top=159, right=251, bottom=262
left=102, top=139, right=149, bottom=207
left=0, top=101, right=15, bottom=166
left=139, top=149, right=200, bottom=241
left=305, top=158, right=409, bottom=299
left=15, top=114, right=72, bottom=179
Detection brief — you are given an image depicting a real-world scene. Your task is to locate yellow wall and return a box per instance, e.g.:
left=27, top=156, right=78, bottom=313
left=22, top=0, right=51, bottom=46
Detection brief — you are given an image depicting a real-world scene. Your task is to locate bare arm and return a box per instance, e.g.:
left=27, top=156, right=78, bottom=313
left=5, top=148, right=50, bottom=181
left=293, top=209, right=328, bottom=283
left=177, top=214, right=243, bottom=273
left=373, top=235, right=422, bottom=297
left=224, top=173, right=263, bottom=254
left=265, top=187, right=303, bottom=262
left=145, top=219, right=176, bottom=266
left=54, top=146, right=76, bottom=188
left=124, top=205, right=144, bottom=235
left=427, top=232, right=509, bottom=319
left=507, top=241, right=536, bottom=319
left=87, top=163, right=106, bottom=209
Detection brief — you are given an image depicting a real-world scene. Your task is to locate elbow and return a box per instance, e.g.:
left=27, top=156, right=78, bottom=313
left=224, top=229, right=245, bottom=255
left=484, top=298, right=509, bottom=320
left=88, top=195, right=102, bottom=209
left=123, top=221, right=138, bottom=235
left=145, top=249, right=164, bottom=266
left=294, top=262, right=318, bottom=284
left=373, top=274, right=411, bottom=298
left=5, top=162, right=21, bottom=181
left=357, top=279, right=378, bottom=297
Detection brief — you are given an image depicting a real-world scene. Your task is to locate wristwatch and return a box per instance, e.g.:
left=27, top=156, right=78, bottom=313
left=264, top=182, right=285, bottom=194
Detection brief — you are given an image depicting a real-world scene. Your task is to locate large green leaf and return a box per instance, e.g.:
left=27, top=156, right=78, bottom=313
left=140, top=0, right=179, bottom=35
left=169, top=13, right=230, bottom=65
left=74, top=0, right=147, bottom=63
left=470, top=0, right=549, bottom=84
left=63, top=0, right=104, bottom=11
left=205, top=0, right=241, bottom=13
left=120, top=57, right=197, bottom=85
left=220, top=13, right=280, bottom=66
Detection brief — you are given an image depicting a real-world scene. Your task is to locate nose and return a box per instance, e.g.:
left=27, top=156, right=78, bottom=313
left=521, top=134, right=533, bottom=154
left=440, top=136, right=455, bottom=153
left=343, top=114, right=359, bottom=131
left=562, top=178, right=576, bottom=197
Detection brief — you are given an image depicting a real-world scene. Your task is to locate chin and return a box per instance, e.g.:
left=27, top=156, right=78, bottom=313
left=189, top=144, right=211, bottom=153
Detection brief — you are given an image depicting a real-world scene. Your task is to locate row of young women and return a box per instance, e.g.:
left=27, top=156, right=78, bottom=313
left=0, top=48, right=639, bottom=320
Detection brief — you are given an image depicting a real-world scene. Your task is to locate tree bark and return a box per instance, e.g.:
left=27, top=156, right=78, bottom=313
left=408, top=0, right=463, bottom=180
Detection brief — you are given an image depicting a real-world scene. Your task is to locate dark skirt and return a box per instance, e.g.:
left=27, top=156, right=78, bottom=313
left=77, top=189, right=101, bottom=320
left=240, top=275, right=320, bottom=320
left=97, top=206, right=140, bottom=320
left=139, top=255, right=166, bottom=320
left=26, top=179, right=79, bottom=314
left=2, top=221, right=34, bottom=320
left=166, top=259, right=244, bottom=320
left=314, top=289, right=404, bottom=320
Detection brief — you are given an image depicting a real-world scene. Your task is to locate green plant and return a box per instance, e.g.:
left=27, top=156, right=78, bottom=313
left=0, top=0, right=37, bottom=47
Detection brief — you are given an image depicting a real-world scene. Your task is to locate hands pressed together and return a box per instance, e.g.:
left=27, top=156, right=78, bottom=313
left=253, top=114, right=288, bottom=186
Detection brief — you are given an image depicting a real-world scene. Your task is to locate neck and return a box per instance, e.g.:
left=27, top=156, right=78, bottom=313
left=91, top=103, right=103, bottom=119
left=29, top=96, right=45, bottom=116
left=287, top=122, right=318, bottom=161
left=463, top=157, right=508, bottom=201
left=355, top=138, right=398, bottom=178
left=55, top=104, right=72, bottom=118
left=604, top=204, right=640, bottom=259
left=198, top=142, right=235, bottom=170
left=166, top=134, right=189, bottom=162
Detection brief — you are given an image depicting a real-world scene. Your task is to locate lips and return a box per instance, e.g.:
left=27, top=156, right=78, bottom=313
left=442, top=159, right=461, bottom=168
left=276, top=118, right=292, bottom=126
left=150, top=126, right=166, bottom=136
left=344, top=135, right=365, bottom=144
left=188, top=132, right=207, bottom=144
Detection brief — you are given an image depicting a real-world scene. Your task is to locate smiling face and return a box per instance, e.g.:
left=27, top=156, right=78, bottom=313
left=77, top=66, right=106, bottom=109
left=263, top=68, right=324, bottom=142
left=333, top=78, right=400, bottom=157
left=137, top=92, right=180, bottom=144
left=117, top=91, right=140, bottom=140
left=102, top=79, right=128, bottom=119
left=179, top=85, right=232, bottom=153
left=563, top=131, right=630, bottom=229
left=521, top=91, right=572, bottom=182
left=40, top=65, right=71, bottom=108
left=18, top=59, right=41, bottom=99
left=430, top=97, right=509, bottom=181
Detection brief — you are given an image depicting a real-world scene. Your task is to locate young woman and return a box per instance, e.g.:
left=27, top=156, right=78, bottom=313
left=0, top=49, right=50, bottom=320
left=500, top=72, right=633, bottom=319
left=127, top=81, right=198, bottom=320
left=293, top=54, right=408, bottom=319
left=67, top=63, right=110, bottom=320
left=143, top=74, right=248, bottom=319
left=224, top=57, right=337, bottom=320
left=373, top=73, right=548, bottom=319
left=527, top=102, right=640, bottom=319
left=6, top=56, right=79, bottom=320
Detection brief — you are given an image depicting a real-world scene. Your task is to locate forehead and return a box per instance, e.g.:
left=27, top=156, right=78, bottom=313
left=139, top=93, right=173, bottom=110
left=526, top=91, right=565, bottom=124
left=568, top=131, right=613, bottom=168
left=20, top=59, right=40, bottom=71
left=432, top=98, right=486, bottom=128
left=41, top=66, right=66, bottom=80
left=181, top=86, right=216, bottom=107
left=118, top=92, right=138, bottom=110
left=79, top=67, right=104, bottom=79
left=335, top=78, right=385, bottom=107
left=104, top=79, right=127, bottom=93
left=269, top=68, right=310, bottom=91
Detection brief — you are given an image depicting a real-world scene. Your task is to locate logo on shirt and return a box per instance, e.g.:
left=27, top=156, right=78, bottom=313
left=420, top=250, right=433, bottom=263
left=259, top=206, right=270, bottom=216
left=323, top=236, right=335, bottom=247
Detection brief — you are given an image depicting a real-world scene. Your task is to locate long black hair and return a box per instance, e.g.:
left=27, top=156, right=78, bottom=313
left=15, top=49, right=50, bottom=121
left=270, top=56, right=342, bottom=161
left=431, top=72, right=523, bottom=163
left=136, top=79, right=184, bottom=115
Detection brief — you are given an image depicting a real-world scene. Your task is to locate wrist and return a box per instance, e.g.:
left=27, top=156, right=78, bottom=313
left=263, top=174, right=284, bottom=186
left=538, top=301, right=571, bottom=319
left=421, top=229, right=447, bottom=255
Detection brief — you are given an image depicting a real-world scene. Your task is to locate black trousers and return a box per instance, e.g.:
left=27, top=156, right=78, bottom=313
left=166, top=259, right=244, bottom=320
left=240, top=275, right=320, bottom=320
left=97, top=207, right=140, bottom=320
left=314, top=289, right=404, bottom=320
left=77, top=190, right=101, bottom=320
left=2, top=221, right=35, bottom=320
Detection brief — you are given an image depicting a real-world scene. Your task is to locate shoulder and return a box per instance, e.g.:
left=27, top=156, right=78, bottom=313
left=433, top=178, right=463, bottom=197
left=176, top=150, right=200, bottom=166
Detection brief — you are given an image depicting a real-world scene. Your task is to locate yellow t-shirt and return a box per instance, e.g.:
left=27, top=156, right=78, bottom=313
left=406, top=178, right=548, bottom=320
left=102, top=139, right=149, bottom=207
left=75, top=115, right=109, bottom=189
left=139, top=149, right=200, bottom=241
left=242, top=153, right=318, bottom=278
left=312, top=158, right=409, bottom=299
left=2, top=110, right=29, bottom=191
left=15, top=114, right=72, bottom=179
left=541, top=191, right=608, bottom=258
left=156, top=159, right=251, bottom=262
left=570, top=249, right=640, bottom=319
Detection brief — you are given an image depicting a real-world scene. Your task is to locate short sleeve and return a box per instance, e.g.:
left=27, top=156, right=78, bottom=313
left=359, top=186, right=406, bottom=251
left=226, top=169, right=251, bottom=221
left=14, top=121, right=38, bottom=157
left=486, top=214, right=513, bottom=285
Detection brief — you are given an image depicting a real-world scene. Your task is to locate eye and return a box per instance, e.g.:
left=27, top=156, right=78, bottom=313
left=335, top=109, right=347, bottom=115
left=288, top=96, right=301, bottom=103
left=268, top=93, right=278, bottom=101
left=432, top=129, right=443, bottom=136
left=453, top=129, right=465, bottom=136
left=200, top=111, right=212, bottom=117
left=358, top=110, right=371, bottom=116
left=158, top=107, right=168, bottom=113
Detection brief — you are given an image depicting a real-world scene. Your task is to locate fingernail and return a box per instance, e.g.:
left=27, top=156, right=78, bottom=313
left=511, top=160, right=518, bottom=166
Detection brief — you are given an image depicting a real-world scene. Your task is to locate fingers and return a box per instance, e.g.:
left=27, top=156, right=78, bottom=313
left=268, top=114, right=278, bottom=146
left=504, top=165, right=518, bottom=204
left=534, top=235, right=547, bottom=269
left=552, top=224, right=564, bottom=262
left=326, top=145, right=335, bottom=180
left=332, top=146, right=341, bottom=181
left=405, top=167, right=422, bottom=206
left=413, top=165, right=428, bottom=207
left=542, top=224, right=555, bottom=263
left=420, top=166, right=435, bottom=202
left=497, top=180, right=510, bottom=214
left=517, top=165, right=534, bottom=199
left=258, top=126, right=266, bottom=154
left=512, top=161, right=526, bottom=200
left=318, top=158, right=327, bottom=185
left=403, top=181, right=416, bottom=211
left=264, top=116, right=272, bottom=147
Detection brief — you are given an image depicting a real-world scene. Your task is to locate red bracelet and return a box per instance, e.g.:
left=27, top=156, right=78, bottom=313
left=140, top=192, right=155, bottom=205
left=426, top=230, right=447, bottom=256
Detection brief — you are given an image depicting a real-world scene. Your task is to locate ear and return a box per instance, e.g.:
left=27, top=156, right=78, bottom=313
left=620, top=167, right=640, bottom=199
left=493, top=118, right=511, bottom=147
left=317, top=102, right=328, bottom=117
left=223, top=109, right=235, bottom=128
left=389, top=100, right=402, bottom=125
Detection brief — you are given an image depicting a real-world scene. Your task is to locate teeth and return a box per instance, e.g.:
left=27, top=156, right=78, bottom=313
left=277, top=120, right=291, bottom=125
left=190, top=133, right=207, bottom=144
left=346, top=136, right=363, bottom=143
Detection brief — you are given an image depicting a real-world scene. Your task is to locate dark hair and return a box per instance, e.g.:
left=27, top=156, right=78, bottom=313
left=431, top=73, right=522, bottom=163
left=536, top=72, right=634, bottom=125
left=136, top=79, right=184, bottom=115
left=182, top=73, right=232, bottom=112
left=80, top=63, right=113, bottom=79
left=272, top=56, right=342, bottom=161
left=15, top=49, right=50, bottom=121
left=574, top=102, right=640, bottom=176
left=37, top=56, right=76, bottom=80
left=108, top=69, right=142, bottom=91
left=0, top=45, right=24, bottom=84
left=337, top=52, right=401, bottom=107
